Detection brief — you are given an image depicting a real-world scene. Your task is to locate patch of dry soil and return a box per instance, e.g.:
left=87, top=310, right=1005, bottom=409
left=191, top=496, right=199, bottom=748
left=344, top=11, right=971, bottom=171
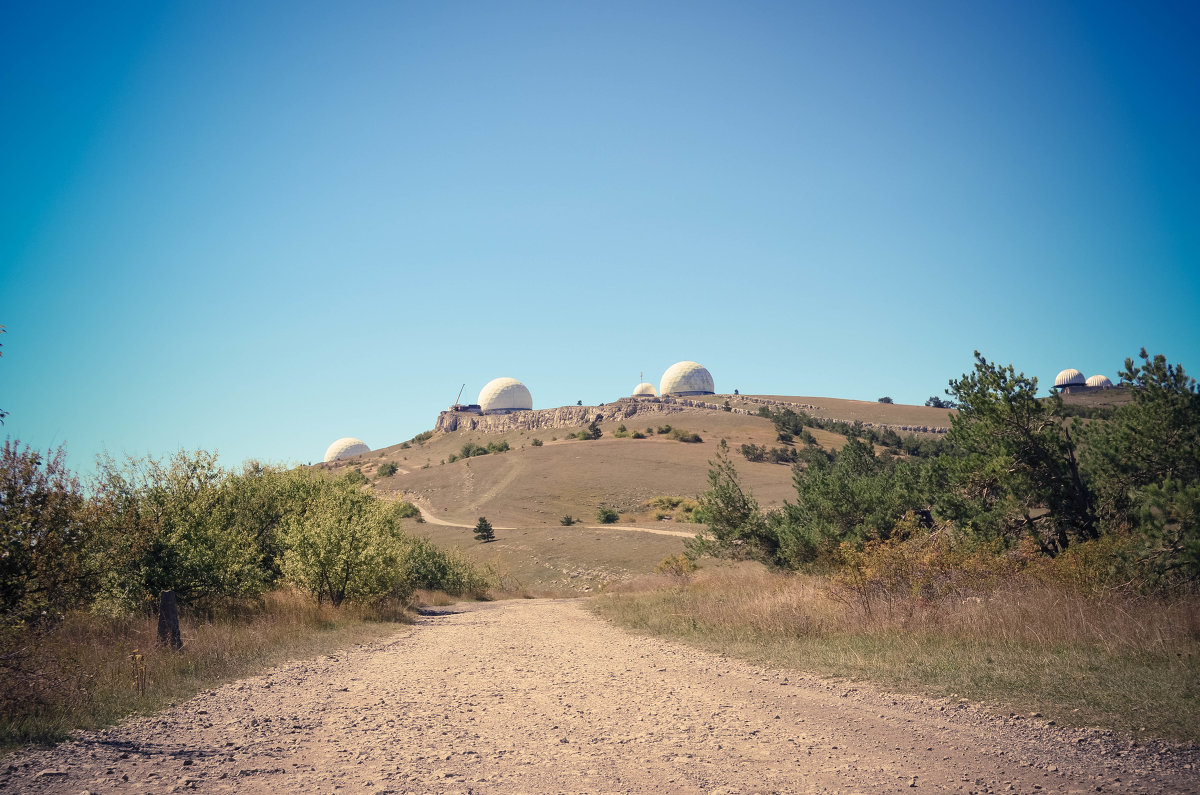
left=3, top=600, right=1196, bottom=794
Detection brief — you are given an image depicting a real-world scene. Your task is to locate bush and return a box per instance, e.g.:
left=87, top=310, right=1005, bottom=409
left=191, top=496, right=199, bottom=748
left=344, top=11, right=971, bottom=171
left=561, top=515, right=577, bottom=526
left=667, top=428, right=703, bottom=443
left=642, top=495, right=700, bottom=522
left=377, top=462, right=398, bottom=478
left=393, top=500, right=420, bottom=519
left=654, top=554, right=698, bottom=579
left=740, top=443, right=767, bottom=462
left=531, top=438, right=543, bottom=447
left=597, top=506, right=619, bottom=524
left=878, top=396, right=893, bottom=404
left=656, top=425, right=672, bottom=435
left=631, top=431, right=646, bottom=439
left=486, top=440, right=510, bottom=454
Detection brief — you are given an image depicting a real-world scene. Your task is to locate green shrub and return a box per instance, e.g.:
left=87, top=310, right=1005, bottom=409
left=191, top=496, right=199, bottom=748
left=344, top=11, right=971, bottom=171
left=656, top=424, right=672, bottom=435
left=654, top=554, right=698, bottom=578
left=393, top=500, right=420, bottom=518
left=631, top=431, right=646, bottom=439
left=668, top=428, right=702, bottom=443
left=486, top=440, right=510, bottom=454
left=376, top=462, right=398, bottom=478
left=531, top=438, right=544, bottom=447
left=597, top=506, right=619, bottom=524
left=561, top=515, right=577, bottom=526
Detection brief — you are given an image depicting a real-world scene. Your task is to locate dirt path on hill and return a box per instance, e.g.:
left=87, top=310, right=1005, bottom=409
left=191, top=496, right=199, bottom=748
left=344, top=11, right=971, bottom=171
left=408, top=498, right=694, bottom=538
left=4, top=600, right=1195, bottom=794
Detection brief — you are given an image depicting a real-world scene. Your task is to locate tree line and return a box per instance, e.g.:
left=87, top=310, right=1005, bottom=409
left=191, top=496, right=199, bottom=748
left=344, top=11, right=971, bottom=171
left=1, top=450, right=485, bottom=654
left=692, top=349, right=1199, bottom=592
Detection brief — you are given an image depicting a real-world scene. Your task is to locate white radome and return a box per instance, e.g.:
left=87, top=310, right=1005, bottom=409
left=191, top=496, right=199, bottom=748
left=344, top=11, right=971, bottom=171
left=1086, top=374, right=1113, bottom=388
left=660, top=361, right=715, bottom=396
left=324, top=437, right=369, bottom=463
left=632, top=382, right=657, bottom=397
left=1054, top=369, right=1086, bottom=388
left=478, top=377, right=533, bottom=413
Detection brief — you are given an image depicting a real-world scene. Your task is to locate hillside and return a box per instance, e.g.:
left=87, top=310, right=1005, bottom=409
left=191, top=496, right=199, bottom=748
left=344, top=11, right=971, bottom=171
left=321, top=393, right=950, bottom=526
left=310, top=395, right=951, bottom=592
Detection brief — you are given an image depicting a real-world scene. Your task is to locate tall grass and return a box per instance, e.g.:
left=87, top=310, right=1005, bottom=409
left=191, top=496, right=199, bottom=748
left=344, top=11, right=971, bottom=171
left=1, top=590, right=410, bottom=750
left=591, top=563, right=1200, bottom=742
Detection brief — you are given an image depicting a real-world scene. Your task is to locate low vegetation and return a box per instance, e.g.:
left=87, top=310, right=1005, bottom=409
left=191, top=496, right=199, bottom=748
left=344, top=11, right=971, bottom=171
left=592, top=563, right=1200, bottom=742
left=594, top=348, right=1200, bottom=742
left=0, top=446, right=487, bottom=746
left=597, top=506, right=619, bottom=524
left=641, top=496, right=701, bottom=523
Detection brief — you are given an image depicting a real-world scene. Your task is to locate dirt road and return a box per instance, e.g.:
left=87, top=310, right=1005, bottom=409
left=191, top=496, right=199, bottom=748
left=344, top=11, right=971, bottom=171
left=3, top=600, right=1195, bottom=793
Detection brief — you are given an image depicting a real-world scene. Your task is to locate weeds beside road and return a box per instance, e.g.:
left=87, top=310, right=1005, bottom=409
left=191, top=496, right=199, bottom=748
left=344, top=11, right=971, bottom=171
left=591, top=562, right=1200, bottom=744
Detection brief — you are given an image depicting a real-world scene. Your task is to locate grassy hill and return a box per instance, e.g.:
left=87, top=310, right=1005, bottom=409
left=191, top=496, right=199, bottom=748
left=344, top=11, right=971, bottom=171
left=312, top=395, right=950, bottom=593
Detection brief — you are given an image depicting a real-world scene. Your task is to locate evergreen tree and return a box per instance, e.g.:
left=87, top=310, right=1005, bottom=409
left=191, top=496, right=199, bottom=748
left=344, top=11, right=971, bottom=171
left=938, top=352, right=1094, bottom=554
left=1079, top=349, right=1200, bottom=584
left=473, top=516, right=495, bottom=542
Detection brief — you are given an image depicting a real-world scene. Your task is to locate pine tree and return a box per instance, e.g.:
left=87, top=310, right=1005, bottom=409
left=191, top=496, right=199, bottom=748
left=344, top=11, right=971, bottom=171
left=473, top=516, right=495, bottom=542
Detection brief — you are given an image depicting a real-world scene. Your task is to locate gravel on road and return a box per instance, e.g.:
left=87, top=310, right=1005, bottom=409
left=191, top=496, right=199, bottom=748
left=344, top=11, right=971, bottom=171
left=2, top=599, right=1196, bottom=794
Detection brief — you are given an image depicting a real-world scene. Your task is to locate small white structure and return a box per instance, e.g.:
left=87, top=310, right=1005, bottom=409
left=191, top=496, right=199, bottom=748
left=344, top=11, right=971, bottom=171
left=1086, top=374, right=1114, bottom=388
left=632, top=382, right=657, bottom=398
left=660, top=361, right=715, bottom=396
left=478, top=377, right=533, bottom=414
left=324, top=437, right=369, bottom=463
left=1054, top=369, right=1086, bottom=391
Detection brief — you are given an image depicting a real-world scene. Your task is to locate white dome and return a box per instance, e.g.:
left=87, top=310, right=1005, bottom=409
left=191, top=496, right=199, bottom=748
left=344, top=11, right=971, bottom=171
left=478, top=377, right=532, bottom=413
left=632, top=382, right=657, bottom=397
left=1054, top=369, right=1085, bottom=387
left=324, top=437, right=369, bottom=463
left=660, top=361, right=715, bottom=396
left=1086, top=374, right=1113, bottom=388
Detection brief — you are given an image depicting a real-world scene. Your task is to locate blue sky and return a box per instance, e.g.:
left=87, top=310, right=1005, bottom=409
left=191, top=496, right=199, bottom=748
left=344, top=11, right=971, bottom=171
left=3, top=0, right=1198, bottom=471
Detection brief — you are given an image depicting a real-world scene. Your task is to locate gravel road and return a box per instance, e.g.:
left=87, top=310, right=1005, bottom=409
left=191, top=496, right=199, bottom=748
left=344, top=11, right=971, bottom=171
left=3, top=599, right=1196, bottom=794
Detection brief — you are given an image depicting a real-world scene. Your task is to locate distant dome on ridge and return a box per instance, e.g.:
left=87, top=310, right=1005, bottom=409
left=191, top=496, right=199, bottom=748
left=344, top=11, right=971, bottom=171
left=660, top=361, right=714, bottom=396
left=478, top=377, right=532, bottom=414
left=632, top=382, right=657, bottom=398
left=324, top=437, right=369, bottom=463
left=1054, top=369, right=1085, bottom=388
left=1086, top=374, right=1113, bottom=388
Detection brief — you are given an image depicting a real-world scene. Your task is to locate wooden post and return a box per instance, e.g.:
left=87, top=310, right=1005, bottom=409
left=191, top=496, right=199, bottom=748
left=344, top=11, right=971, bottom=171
left=157, top=590, right=182, bottom=649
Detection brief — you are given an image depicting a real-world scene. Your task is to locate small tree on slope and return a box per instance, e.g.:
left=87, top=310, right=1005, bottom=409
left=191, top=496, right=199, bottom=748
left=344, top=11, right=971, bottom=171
left=473, top=516, right=495, bottom=542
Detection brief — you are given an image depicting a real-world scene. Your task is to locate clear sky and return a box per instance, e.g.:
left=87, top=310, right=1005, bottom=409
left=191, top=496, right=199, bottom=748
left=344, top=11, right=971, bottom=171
left=3, top=0, right=1198, bottom=472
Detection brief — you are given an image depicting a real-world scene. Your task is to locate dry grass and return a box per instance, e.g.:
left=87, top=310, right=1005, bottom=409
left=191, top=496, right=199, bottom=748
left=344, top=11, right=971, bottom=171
left=408, top=521, right=687, bottom=596
left=590, top=563, right=1200, bottom=743
left=0, top=590, right=411, bottom=751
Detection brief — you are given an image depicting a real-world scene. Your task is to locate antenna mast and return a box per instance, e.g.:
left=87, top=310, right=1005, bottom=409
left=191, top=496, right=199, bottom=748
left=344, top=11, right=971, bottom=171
left=454, top=383, right=465, bottom=406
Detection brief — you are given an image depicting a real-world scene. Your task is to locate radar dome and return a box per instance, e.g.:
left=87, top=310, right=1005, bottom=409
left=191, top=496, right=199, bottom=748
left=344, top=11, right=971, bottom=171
left=1086, top=374, right=1113, bottom=388
left=1054, top=369, right=1085, bottom=388
left=660, top=361, right=715, bottom=396
left=478, top=377, right=532, bottom=414
left=632, top=382, right=657, bottom=397
left=324, top=437, right=369, bottom=463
